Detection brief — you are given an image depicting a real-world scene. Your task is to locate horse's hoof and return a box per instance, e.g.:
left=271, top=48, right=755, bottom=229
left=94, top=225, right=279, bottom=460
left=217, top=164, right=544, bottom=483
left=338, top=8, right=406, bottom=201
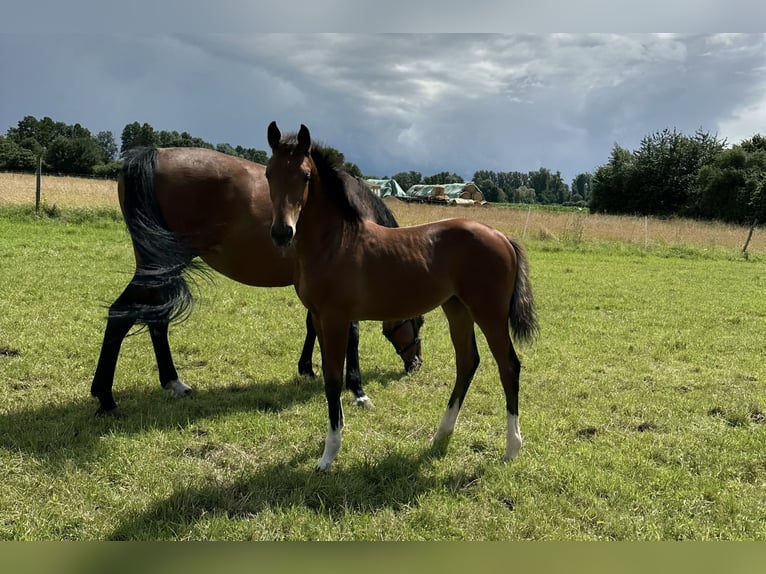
left=165, top=379, right=193, bottom=398
left=352, top=396, right=374, bottom=409
left=298, top=364, right=316, bottom=378
left=95, top=406, right=121, bottom=418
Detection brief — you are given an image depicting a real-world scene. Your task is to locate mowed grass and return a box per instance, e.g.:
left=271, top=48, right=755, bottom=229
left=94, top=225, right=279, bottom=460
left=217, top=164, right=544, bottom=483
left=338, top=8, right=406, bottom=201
left=1, top=175, right=766, bottom=540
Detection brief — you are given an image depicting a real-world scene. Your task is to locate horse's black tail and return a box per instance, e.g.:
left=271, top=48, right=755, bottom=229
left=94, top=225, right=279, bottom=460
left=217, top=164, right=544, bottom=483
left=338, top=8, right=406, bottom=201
left=112, top=147, right=205, bottom=326
left=508, top=238, right=539, bottom=344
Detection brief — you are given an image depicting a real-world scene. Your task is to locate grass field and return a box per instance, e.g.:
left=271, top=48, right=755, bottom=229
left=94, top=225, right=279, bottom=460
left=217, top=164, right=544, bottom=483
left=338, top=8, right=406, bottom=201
left=1, top=174, right=765, bottom=540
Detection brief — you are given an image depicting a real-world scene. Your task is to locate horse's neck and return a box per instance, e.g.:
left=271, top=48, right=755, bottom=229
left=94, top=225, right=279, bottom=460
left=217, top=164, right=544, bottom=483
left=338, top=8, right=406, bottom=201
left=295, top=179, right=350, bottom=254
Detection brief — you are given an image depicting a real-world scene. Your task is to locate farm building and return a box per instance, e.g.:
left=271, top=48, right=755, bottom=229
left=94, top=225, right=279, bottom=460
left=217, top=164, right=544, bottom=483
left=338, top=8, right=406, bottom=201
left=364, top=178, right=408, bottom=199
left=405, top=182, right=486, bottom=205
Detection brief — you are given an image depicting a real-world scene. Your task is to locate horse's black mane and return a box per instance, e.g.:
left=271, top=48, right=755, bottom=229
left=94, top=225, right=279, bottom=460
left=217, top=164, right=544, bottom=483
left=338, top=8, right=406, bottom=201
left=278, top=133, right=398, bottom=228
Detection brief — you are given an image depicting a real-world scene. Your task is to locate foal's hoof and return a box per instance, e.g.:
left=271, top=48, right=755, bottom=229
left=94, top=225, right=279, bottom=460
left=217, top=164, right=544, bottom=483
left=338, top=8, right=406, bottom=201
left=429, top=432, right=451, bottom=458
left=165, top=379, right=193, bottom=398
left=352, top=395, right=374, bottom=409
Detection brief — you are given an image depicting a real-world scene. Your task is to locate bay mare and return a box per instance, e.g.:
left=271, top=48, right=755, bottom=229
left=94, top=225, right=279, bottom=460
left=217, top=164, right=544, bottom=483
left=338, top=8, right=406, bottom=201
left=90, top=147, right=424, bottom=416
left=266, top=122, right=538, bottom=471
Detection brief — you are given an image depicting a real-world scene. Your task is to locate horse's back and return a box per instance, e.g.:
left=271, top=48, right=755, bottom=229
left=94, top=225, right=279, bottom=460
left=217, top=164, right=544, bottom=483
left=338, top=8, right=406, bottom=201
left=119, top=147, right=294, bottom=287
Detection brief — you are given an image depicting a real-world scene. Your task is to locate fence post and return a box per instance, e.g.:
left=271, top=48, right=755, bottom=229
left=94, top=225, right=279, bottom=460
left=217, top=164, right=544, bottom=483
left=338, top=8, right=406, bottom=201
left=522, top=206, right=532, bottom=240
left=644, top=216, right=648, bottom=249
left=35, top=155, right=42, bottom=212
left=742, top=219, right=757, bottom=260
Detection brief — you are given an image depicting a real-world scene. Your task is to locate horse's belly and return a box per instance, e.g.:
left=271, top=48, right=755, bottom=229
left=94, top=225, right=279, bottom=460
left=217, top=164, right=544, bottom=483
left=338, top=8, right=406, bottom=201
left=200, top=249, right=294, bottom=287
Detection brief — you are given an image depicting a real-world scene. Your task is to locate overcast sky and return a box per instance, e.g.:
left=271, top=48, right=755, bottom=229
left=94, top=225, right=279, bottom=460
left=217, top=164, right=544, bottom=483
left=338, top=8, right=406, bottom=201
left=2, top=6, right=765, bottom=184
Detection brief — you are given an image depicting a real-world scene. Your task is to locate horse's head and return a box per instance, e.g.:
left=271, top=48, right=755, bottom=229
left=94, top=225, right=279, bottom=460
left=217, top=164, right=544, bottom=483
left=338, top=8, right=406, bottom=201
left=382, top=316, right=425, bottom=374
left=266, top=121, right=312, bottom=247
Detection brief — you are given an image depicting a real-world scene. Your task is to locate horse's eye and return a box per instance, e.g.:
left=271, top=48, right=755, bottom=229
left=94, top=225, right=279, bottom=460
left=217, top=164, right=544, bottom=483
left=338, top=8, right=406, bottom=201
left=304, top=172, right=312, bottom=182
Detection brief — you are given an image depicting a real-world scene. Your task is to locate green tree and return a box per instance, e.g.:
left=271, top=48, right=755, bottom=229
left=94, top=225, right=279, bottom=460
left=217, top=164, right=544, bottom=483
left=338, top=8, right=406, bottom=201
left=0, top=136, right=38, bottom=171
left=392, top=170, right=422, bottom=192
left=696, top=142, right=766, bottom=224
left=154, top=130, right=214, bottom=149
left=120, top=122, right=156, bottom=156
left=423, top=171, right=464, bottom=185
left=590, top=144, right=636, bottom=213
left=45, top=135, right=102, bottom=175
left=234, top=146, right=268, bottom=164
left=740, top=134, right=766, bottom=154
left=570, top=172, right=593, bottom=204
left=528, top=168, right=569, bottom=204
left=7, top=115, right=68, bottom=150
left=95, top=131, right=118, bottom=162
left=473, top=172, right=506, bottom=202
left=512, top=185, right=536, bottom=204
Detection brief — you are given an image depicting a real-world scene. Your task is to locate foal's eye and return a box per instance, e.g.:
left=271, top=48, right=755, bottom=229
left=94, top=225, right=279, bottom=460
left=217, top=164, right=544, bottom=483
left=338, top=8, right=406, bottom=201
left=304, top=172, right=311, bottom=182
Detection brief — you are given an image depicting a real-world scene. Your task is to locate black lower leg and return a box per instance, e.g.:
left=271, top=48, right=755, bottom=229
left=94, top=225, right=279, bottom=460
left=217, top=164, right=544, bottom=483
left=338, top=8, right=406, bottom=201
left=298, top=311, right=317, bottom=377
left=91, top=313, right=136, bottom=415
left=446, top=335, right=480, bottom=409
left=506, top=346, right=521, bottom=416
left=344, top=321, right=365, bottom=399
left=148, top=320, right=180, bottom=388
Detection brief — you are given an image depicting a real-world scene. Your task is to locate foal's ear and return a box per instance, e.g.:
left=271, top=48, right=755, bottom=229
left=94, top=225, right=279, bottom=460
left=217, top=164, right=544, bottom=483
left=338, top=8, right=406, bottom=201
left=267, top=121, right=281, bottom=151
left=297, top=124, right=311, bottom=155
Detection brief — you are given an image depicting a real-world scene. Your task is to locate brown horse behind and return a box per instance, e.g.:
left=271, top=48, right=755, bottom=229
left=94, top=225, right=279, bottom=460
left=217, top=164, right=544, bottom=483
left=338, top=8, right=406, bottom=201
left=266, top=122, right=538, bottom=471
left=90, top=147, right=424, bottom=415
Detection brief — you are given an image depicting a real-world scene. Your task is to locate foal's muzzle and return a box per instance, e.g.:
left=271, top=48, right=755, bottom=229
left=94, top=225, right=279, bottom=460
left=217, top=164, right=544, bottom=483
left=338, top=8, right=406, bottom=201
left=271, top=223, right=294, bottom=247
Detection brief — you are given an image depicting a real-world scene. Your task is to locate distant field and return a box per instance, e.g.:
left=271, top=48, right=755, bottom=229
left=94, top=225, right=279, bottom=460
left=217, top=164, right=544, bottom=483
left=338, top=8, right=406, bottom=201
left=0, top=172, right=119, bottom=209
left=1, top=171, right=762, bottom=256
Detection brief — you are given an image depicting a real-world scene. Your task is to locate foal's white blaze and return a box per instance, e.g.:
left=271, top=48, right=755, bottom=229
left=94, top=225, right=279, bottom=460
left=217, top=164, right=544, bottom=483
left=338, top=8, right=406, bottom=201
left=433, top=402, right=461, bottom=443
left=316, top=424, right=343, bottom=472
left=166, top=379, right=193, bottom=398
left=504, top=413, right=522, bottom=461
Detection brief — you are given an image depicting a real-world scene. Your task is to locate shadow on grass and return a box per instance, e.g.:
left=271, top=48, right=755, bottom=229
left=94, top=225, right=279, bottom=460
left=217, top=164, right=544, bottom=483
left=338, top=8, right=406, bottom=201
left=106, top=444, right=457, bottom=540
left=0, top=366, right=409, bottom=464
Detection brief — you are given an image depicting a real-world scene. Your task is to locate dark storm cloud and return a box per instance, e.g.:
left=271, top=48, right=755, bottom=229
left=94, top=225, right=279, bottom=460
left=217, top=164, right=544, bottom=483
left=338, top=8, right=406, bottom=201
left=1, top=33, right=765, bottom=183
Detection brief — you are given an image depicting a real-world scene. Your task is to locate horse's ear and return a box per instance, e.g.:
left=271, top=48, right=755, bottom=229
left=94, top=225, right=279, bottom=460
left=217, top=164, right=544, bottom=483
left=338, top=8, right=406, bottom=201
left=267, top=121, right=281, bottom=151
left=297, top=124, right=311, bottom=155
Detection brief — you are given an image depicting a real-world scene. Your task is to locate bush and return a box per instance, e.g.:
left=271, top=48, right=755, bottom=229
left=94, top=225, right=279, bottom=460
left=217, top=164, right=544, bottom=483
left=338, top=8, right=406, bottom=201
left=92, top=160, right=123, bottom=179
left=0, top=137, right=38, bottom=171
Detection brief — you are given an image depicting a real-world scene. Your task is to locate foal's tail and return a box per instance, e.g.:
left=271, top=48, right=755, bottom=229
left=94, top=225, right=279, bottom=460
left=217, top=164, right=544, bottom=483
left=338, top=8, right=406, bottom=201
left=113, top=147, right=203, bottom=326
left=508, top=238, right=539, bottom=344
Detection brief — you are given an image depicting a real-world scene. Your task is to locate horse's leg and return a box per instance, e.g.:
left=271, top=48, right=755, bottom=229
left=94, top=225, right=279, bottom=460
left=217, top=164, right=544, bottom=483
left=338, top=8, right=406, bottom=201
left=315, top=316, right=350, bottom=472
left=344, top=321, right=372, bottom=408
left=298, top=311, right=317, bottom=377
left=432, top=297, right=480, bottom=452
left=302, top=313, right=369, bottom=407
left=90, top=282, right=141, bottom=416
left=148, top=321, right=191, bottom=398
left=477, top=317, right=523, bottom=461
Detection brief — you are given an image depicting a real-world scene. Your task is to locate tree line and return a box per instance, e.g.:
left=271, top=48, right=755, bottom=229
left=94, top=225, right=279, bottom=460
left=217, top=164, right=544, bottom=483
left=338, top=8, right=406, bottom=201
left=590, top=129, right=766, bottom=224
left=0, top=116, right=269, bottom=178
left=2, top=115, right=764, bottom=225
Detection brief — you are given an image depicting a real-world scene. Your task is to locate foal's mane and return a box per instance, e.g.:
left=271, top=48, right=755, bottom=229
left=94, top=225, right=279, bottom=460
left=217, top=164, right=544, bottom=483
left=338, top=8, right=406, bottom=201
left=279, top=132, right=367, bottom=224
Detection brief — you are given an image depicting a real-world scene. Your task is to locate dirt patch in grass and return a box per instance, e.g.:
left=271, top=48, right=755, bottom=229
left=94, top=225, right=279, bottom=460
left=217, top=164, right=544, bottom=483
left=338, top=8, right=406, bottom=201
left=0, top=346, right=20, bottom=358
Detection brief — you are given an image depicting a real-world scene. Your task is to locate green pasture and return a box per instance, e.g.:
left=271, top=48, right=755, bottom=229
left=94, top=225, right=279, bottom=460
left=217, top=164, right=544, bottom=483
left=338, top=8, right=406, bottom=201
left=0, top=208, right=765, bottom=540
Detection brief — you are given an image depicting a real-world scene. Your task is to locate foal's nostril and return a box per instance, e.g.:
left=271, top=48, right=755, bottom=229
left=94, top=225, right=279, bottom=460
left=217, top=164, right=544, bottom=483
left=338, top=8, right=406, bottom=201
left=271, top=224, right=294, bottom=246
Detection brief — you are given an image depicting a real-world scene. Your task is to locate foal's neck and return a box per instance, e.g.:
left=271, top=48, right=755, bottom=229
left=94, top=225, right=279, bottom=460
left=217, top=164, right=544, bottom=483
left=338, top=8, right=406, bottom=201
left=295, top=174, right=355, bottom=253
